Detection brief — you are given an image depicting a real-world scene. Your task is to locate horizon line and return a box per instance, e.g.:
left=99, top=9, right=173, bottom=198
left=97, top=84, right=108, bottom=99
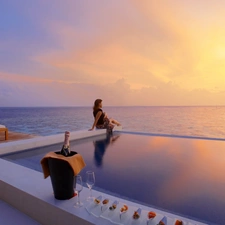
left=0, top=105, right=225, bottom=108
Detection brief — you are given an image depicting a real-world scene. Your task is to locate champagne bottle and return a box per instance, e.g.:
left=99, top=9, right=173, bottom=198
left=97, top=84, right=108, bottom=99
left=60, top=131, right=70, bottom=156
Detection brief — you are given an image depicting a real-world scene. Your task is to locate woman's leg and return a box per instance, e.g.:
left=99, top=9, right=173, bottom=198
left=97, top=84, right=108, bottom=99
left=110, top=118, right=121, bottom=126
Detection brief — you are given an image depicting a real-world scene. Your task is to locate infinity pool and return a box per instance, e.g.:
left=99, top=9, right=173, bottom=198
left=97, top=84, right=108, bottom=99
left=2, top=132, right=225, bottom=225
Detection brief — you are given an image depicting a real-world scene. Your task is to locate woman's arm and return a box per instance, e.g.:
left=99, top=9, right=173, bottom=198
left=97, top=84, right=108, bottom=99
left=103, top=112, right=108, bottom=119
left=89, top=111, right=102, bottom=131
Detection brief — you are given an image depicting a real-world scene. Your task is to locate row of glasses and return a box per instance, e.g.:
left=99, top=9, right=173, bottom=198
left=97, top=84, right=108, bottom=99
left=74, top=171, right=95, bottom=208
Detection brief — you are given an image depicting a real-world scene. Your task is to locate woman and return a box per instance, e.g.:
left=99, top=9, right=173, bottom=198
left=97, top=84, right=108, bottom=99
left=89, top=99, right=121, bottom=132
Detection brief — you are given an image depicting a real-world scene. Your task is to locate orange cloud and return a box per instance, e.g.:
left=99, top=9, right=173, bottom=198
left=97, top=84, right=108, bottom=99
left=1, top=72, right=225, bottom=107
left=0, top=72, right=56, bottom=83
left=34, top=0, right=225, bottom=93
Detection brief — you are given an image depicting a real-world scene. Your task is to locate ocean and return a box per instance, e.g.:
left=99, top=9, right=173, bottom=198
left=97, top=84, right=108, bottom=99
left=1, top=106, right=225, bottom=139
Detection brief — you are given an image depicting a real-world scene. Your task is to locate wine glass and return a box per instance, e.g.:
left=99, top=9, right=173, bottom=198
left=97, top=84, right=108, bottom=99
left=86, top=171, right=95, bottom=201
left=74, top=175, right=83, bottom=208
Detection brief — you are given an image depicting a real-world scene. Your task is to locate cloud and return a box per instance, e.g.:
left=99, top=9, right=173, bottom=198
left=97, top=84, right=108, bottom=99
left=0, top=71, right=224, bottom=107
left=32, top=0, right=208, bottom=89
left=1, top=0, right=225, bottom=106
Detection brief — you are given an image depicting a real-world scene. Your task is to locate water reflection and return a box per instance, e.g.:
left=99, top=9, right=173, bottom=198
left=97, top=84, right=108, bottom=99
left=93, top=134, right=120, bottom=167
left=90, top=134, right=225, bottom=224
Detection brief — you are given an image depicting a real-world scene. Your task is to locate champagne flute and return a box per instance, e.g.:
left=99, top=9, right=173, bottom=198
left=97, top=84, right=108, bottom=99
left=74, top=175, right=83, bottom=207
left=86, top=171, right=95, bottom=201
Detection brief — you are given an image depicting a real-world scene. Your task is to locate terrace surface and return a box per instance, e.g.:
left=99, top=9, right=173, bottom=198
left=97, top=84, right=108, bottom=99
left=0, top=130, right=37, bottom=143
left=0, top=200, right=41, bottom=225
left=0, top=131, right=41, bottom=224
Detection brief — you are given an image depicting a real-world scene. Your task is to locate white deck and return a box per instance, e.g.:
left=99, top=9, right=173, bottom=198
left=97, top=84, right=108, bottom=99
left=0, top=200, right=41, bottom=225
left=0, top=129, right=208, bottom=225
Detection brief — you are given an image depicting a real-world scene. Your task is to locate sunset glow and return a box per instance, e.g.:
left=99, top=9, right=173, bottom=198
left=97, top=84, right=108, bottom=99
left=1, top=0, right=225, bottom=106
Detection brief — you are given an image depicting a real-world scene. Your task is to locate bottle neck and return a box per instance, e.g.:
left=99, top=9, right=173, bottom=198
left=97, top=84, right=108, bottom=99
left=64, top=131, right=70, bottom=146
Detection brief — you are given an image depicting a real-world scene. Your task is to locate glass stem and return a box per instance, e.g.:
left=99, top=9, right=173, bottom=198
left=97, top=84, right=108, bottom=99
left=77, top=192, right=80, bottom=205
left=90, top=188, right=92, bottom=198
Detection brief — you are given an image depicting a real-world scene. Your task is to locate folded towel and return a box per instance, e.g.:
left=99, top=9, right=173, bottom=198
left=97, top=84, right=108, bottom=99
left=40, top=152, right=86, bottom=179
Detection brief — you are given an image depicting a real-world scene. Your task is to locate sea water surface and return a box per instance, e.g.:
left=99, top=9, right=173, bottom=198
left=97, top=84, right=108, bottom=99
left=0, top=106, right=225, bottom=139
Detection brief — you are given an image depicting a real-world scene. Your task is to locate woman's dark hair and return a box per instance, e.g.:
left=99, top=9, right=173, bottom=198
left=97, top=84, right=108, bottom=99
left=93, top=99, right=102, bottom=111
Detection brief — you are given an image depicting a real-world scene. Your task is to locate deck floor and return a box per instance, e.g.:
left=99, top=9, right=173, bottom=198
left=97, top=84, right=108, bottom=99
left=0, top=200, right=41, bottom=225
left=0, top=131, right=38, bottom=143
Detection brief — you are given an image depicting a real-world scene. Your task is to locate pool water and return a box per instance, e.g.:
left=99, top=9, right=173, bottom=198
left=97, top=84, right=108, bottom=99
left=2, top=132, right=225, bottom=225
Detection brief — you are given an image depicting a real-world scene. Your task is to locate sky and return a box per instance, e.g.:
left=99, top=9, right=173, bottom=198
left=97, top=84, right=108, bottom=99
left=0, top=0, right=225, bottom=107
